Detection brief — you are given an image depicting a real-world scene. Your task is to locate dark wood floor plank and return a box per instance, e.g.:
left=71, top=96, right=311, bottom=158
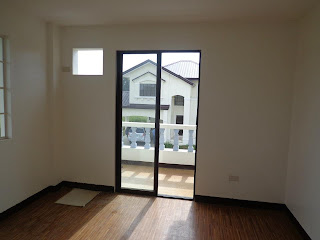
left=0, top=187, right=303, bottom=240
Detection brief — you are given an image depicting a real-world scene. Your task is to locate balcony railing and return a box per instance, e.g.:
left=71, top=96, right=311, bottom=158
left=122, top=122, right=197, bottom=153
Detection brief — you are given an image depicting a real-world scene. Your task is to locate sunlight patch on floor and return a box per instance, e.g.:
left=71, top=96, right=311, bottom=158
left=135, top=172, right=151, bottom=179
left=168, top=175, right=183, bottom=182
left=158, top=174, right=166, bottom=180
left=121, top=164, right=194, bottom=198
left=122, top=171, right=135, bottom=177
left=185, top=176, right=194, bottom=184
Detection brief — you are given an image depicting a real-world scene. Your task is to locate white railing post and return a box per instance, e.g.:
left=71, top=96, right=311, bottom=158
left=188, top=130, right=194, bottom=152
left=130, top=127, right=137, bottom=148
left=159, top=128, right=165, bottom=150
left=144, top=128, right=151, bottom=149
left=122, top=122, right=196, bottom=153
left=173, top=129, right=179, bottom=151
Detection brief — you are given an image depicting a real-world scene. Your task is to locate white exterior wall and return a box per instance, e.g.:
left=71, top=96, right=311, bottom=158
left=124, top=63, right=157, bottom=105
left=123, top=108, right=156, bottom=119
left=122, top=146, right=195, bottom=165
left=190, top=81, right=199, bottom=125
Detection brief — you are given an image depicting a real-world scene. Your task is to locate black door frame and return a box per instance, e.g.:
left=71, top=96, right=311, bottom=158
left=115, top=50, right=202, bottom=199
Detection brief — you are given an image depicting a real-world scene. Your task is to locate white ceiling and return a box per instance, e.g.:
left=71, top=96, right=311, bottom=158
left=5, top=0, right=318, bottom=25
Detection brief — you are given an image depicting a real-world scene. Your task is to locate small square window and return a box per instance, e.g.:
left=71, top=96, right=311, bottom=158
left=174, top=95, right=184, bottom=106
left=73, top=48, right=103, bottom=75
left=140, top=84, right=156, bottom=97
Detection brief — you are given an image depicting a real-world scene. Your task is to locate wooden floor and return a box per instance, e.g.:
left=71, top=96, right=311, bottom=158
left=0, top=187, right=303, bottom=240
left=121, top=164, right=194, bottom=198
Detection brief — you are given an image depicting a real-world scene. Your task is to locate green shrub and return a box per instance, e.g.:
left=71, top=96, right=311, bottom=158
left=164, top=142, right=196, bottom=150
left=128, top=116, right=148, bottom=122
left=164, top=142, right=173, bottom=148
left=179, top=144, right=196, bottom=150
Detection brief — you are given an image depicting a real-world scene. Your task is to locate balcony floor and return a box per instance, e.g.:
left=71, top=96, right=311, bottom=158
left=121, top=164, right=194, bottom=198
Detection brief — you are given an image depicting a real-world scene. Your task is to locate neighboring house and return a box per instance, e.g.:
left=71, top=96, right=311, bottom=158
left=122, top=60, right=199, bottom=144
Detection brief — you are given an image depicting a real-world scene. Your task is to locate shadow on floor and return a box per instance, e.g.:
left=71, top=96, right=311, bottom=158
left=120, top=198, right=155, bottom=239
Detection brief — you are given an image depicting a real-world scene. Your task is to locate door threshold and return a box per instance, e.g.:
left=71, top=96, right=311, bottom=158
left=157, top=194, right=193, bottom=201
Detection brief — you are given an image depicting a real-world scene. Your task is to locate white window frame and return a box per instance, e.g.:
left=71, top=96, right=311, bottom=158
left=0, top=35, right=8, bottom=139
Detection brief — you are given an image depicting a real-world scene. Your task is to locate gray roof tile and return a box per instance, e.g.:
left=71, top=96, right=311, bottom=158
left=123, top=59, right=196, bottom=86
left=164, top=60, right=199, bottom=79
left=122, top=91, right=130, bottom=106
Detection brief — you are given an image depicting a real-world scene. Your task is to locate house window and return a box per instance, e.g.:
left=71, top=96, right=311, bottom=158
left=174, top=95, right=184, bottom=106
left=140, top=84, right=156, bottom=97
left=176, top=115, right=184, bottom=136
left=123, top=77, right=130, bottom=91
left=0, top=36, right=7, bottom=138
left=73, top=48, right=103, bottom=75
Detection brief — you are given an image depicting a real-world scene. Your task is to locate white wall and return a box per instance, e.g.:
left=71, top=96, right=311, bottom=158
left=285, top=4, right=320, bottom=239
left=60, top=22, right=297, bottom=203
left=0, top=6, right=54, bottom=212
left=47, top=23, right=64, bottom=186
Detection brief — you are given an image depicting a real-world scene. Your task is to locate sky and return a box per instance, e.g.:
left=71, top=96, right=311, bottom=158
left=75, top=49, right=104, bottom=75
left=123, top=52, right=200, bottom=71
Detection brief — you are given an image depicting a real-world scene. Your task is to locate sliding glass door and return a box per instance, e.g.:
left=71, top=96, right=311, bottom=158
left=116, top=52, right=160, bottom=195
left=158, top=52, right=200, bottom=198
left=116, top=50, right=200, bottom=199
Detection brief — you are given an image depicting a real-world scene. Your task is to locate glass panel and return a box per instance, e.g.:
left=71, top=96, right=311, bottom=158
left=0, top=114, right=5, bottom=137
left=0, top=37, right=3, bottom=62
left=0, top=89, right=4, bottom=113
left=72, top=48, right=103, bottom=75
left=121, top=53, right=157, bottom=191
left=158, top=52, right=200, bottom=198
left=0, top=63, right=3, bottom=88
